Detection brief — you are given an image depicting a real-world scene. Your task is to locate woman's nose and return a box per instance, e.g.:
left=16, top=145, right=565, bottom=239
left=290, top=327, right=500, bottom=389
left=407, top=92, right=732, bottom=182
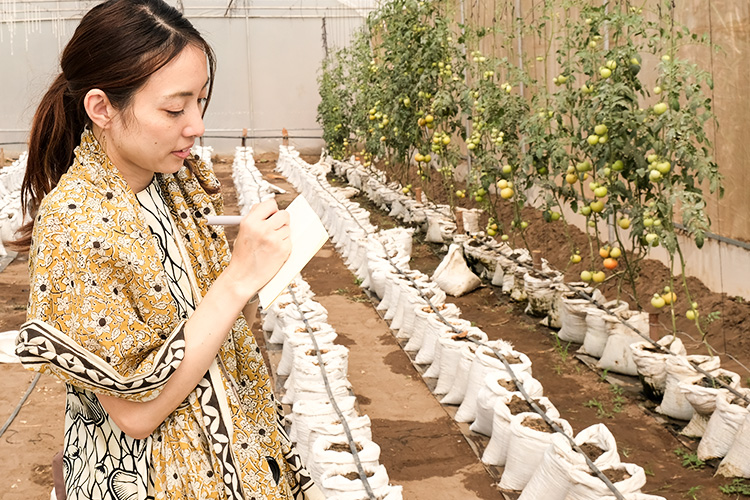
left=184, top=107, right=205, bottom=138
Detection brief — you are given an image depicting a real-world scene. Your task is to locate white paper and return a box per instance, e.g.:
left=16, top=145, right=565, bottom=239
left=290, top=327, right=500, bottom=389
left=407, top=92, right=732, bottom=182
left=258, top=195, right=329, bottom=308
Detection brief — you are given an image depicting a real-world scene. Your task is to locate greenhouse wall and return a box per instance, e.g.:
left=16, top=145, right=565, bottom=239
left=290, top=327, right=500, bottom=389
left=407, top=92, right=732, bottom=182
left=0, top=1, right=370, bottom=155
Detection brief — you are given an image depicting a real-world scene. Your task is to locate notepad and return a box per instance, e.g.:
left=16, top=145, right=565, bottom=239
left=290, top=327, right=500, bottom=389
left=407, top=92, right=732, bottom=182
left=258, top=195, right=329, bottom=308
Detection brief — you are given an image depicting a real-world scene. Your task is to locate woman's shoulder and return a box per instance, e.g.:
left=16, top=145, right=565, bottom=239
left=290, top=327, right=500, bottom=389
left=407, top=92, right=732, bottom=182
left=33, top=165, right=138, bottom=248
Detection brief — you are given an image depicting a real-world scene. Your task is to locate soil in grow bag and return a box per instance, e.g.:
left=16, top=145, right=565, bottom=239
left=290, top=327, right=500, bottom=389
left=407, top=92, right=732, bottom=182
left=590, top=468, right=631, bottom=484
left=521, top=415, right=555, bottom=433
left=328, top=443, right=364, bottom=453
left=578, top=443, right=605, bottom=463
left=344, top=471, right=376, bottom=481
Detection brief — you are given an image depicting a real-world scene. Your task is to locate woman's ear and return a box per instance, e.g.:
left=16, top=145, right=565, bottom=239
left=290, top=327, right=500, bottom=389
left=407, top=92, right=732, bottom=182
left=83, top=89, right=115, bottom=130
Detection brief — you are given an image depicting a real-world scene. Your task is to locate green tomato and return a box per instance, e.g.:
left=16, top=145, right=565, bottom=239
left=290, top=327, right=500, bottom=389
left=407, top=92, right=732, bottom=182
left=594, top=186, right=608, bottom=198
left=612, top=160, right=624, bottom=171
left=590, top=200, right=605, bottom=213
left=594, top=124, right=608, bottom=136
left=587, top=134, right=600, bottom=146
left=651, top=294, right=666, bottom=309
left=580, top=206, right=592, bottom=216
left=656, top=161, right=671, bottom=174
left=576, top=161, right=592, bottom=172
left=600, top=67, right=612, bottom=79
left=653, top=102, right=668, bottom=115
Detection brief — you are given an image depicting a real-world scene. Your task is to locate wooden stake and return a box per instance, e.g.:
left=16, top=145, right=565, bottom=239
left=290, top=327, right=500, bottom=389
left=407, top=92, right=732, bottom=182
left=454, top=209, right=464, bottom=234
left=649, top=313, right=660, bottom=341
left=282, top=128, right=289, bottom=146
left=532, top=250, right=543, bottom=270
left=414, top=187, right=423, bottom=204
left=241, top=128, right=248, bottom=147
left=0, top=148, right=5, bottom=167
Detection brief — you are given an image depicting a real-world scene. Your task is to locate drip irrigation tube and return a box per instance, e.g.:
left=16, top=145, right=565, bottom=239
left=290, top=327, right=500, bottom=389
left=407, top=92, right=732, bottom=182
left=0, top=373, right=40, bottom=438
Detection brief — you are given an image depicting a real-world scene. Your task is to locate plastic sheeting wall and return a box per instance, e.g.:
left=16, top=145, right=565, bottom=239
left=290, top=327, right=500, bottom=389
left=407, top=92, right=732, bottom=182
left=0, top=1, right=369, bottom=155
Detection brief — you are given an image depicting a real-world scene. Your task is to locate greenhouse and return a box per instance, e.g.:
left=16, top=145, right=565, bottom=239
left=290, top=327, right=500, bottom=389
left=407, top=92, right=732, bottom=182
left=2, top=1, right=750, bottom=499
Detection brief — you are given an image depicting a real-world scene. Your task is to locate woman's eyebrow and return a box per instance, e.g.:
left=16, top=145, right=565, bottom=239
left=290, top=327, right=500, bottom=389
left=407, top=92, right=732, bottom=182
left=165, top=79, right=210, bottom=99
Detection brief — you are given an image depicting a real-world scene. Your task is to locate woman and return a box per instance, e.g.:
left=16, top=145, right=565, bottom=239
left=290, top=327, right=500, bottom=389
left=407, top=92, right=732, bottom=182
left=14, top=1, right=322, bottom=499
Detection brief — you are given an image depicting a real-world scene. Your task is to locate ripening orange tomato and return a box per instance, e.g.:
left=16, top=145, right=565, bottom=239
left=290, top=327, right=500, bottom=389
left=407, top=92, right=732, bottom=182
left=603, top=258, right=618, bottom=270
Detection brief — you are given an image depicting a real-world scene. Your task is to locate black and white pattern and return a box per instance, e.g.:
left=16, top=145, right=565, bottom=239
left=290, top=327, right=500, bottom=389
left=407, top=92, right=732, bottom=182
left=136, top=181, right=196, bottom=320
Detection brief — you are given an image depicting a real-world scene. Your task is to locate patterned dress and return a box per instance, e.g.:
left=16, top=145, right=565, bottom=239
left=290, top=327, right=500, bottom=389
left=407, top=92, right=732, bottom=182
left=16, top=129, right=322, bottom=500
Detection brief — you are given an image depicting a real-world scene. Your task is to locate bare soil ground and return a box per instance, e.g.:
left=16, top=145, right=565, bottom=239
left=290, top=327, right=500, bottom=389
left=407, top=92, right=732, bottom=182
left=1, top=152, right=748, bottom=499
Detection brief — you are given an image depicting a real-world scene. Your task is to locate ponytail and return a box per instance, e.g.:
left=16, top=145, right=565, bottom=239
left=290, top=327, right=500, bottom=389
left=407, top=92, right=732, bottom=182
left=12, top=73, right=87, bottom=251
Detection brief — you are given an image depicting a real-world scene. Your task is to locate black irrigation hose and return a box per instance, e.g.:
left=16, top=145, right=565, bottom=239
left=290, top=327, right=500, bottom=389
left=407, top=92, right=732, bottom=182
left=293, top=155, right=628, bottom=499
left=0, top=373, right=41, bottom=438
left=234, top=149, right=377, bottom=500
left=286, top=287, right=377, bottom=500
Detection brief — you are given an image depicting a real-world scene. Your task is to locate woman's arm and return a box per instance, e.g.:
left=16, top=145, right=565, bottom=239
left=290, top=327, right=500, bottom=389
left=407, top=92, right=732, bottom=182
left=97, top=199, right=289, bottom=439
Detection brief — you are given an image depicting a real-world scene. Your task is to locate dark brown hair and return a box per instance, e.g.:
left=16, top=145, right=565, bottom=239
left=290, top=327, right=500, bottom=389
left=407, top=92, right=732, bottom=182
left=14, top=0, right=216, bottom=250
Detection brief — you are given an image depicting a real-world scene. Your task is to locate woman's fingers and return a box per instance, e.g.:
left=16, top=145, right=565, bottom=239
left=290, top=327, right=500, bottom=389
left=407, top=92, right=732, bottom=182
left=245, top=198, right=279, bottom=223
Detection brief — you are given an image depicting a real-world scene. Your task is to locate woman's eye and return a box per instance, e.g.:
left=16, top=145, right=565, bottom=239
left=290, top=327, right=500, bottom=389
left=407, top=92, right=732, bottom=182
left=167, top=109, right=184, bottom=117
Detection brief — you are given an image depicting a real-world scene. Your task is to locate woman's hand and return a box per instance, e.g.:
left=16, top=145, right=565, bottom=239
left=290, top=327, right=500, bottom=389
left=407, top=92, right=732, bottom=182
left=225, top=198, right=292, bottom=301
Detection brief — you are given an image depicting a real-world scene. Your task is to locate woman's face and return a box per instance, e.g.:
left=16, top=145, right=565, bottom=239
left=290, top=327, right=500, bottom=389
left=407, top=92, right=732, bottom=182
left=104, top=44, right=209, bottom=192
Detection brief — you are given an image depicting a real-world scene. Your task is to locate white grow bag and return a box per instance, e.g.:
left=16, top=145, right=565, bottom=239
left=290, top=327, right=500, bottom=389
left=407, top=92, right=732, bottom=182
left=482, top=395, right=559, bottom=466
left=629, top=336, right=686, bottom=400
left=498, top=412, right=574, bottom=491
left=519, top=425, right=622, bottom=500
left=432, top=243, right=481, bottom=297
left=470, top=372, right=545, bottom=437
left=679, top=369, right=741, bottom=438
left=697, top=389, right=750, bottom=461
left=320, top=464, right=392, bottom=500
left=567, top=462, right=647, bottom=499
left=454, top=343, right=531, bottom=423
left=309, top=436, right=381, bottom=484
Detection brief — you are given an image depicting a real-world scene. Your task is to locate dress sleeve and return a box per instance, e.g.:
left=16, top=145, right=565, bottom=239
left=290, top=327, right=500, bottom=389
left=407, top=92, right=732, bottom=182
left=17, top=191, right=187, bottom=402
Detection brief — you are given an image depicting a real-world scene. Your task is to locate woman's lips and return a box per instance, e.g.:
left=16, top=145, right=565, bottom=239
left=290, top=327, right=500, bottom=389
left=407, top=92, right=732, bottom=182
left=172, top=147, right=192, bottom=159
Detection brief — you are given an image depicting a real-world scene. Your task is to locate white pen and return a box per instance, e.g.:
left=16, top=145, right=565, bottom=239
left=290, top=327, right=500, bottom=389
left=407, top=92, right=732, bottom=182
left=206, top=215, right=243, bottom=225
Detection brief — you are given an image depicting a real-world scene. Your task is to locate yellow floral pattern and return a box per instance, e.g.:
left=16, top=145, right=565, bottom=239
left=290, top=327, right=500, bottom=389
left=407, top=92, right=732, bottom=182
left=17, top=129, right=320, bottom=500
